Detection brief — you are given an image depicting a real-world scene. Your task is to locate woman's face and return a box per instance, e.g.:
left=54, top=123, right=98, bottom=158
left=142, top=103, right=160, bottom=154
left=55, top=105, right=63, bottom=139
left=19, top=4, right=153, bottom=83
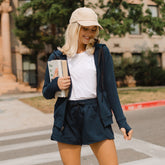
left=78, top=26, right=97, bottom=46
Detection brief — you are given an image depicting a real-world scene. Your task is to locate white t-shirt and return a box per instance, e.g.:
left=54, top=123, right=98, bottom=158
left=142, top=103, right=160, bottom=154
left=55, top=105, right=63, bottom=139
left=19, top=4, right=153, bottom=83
left=67, top=51, right=97, bottom=100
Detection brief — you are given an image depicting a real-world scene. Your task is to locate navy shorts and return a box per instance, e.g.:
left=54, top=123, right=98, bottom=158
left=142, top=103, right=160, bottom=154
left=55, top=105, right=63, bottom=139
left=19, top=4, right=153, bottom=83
left=51, top=98, right=114, bottom=145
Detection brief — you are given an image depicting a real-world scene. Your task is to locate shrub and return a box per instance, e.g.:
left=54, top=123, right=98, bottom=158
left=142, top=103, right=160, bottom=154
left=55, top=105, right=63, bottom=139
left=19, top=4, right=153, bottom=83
left=113, top=50, right=165, bottom=86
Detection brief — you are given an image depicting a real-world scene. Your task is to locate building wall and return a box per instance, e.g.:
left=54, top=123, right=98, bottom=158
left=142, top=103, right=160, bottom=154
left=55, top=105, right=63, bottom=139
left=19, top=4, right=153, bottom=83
left=0, top=30, right=2, bottom=72
left=106, top=34, right=165, bottom=54
left=10, top=0, right=19, bottom=76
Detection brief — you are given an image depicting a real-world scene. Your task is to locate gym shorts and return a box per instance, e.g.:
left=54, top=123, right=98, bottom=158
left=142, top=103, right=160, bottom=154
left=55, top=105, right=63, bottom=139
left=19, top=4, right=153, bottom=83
left=51, top=98, right=114, bottom=145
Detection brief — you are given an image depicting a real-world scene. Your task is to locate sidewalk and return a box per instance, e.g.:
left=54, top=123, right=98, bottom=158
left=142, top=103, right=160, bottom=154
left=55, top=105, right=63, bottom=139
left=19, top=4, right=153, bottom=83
left=0, top=92, right=42, bottom=101
left=0, top=92, right=53, bottom=133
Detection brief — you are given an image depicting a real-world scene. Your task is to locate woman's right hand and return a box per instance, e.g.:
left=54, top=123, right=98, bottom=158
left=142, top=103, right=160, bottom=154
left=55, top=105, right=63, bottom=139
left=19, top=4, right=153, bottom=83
left=53, top=68, right=71, bottom=90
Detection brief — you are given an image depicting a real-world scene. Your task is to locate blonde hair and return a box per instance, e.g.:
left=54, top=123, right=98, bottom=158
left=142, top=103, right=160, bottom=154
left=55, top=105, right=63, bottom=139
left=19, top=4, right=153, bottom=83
left=58, top=23, right=100, bottom=57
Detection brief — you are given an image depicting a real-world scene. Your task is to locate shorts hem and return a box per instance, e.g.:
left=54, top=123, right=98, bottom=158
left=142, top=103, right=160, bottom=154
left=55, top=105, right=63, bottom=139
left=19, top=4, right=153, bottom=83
left=83, top=137, right=115, bottom=145
left=51, top=136, right=82, bottom=145
left=51, top=136, right=114, bottom=146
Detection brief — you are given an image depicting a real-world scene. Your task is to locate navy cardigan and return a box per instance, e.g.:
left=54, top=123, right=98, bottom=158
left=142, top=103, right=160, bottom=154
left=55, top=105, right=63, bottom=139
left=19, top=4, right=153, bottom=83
left=42, top=43, right=131, bottom=133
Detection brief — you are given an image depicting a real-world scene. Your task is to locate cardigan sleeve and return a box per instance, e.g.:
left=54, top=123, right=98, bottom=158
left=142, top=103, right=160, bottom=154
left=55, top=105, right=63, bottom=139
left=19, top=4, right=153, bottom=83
left=42, top=54, right=61, bottom=99
left=103, top=46, right=132, bottom=133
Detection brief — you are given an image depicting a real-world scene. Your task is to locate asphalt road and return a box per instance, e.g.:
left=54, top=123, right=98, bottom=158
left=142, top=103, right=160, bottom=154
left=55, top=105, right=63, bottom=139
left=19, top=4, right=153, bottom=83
left=0, top=106, right=165, bottom=165
left=121, top=105, right=165, bottom=147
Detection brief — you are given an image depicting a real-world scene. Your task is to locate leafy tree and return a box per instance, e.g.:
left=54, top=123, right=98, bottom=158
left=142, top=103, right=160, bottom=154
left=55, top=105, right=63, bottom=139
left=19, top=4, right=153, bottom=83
left=14, top=0, right=165, bottom=57
left=93, top=0, right=165, bottom=40
left=14, top=0, right=84, bottom=58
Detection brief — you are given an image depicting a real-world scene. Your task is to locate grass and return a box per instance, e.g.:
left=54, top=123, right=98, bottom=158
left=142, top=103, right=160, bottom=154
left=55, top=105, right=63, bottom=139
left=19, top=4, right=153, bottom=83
left=118, top=87, right=165, bottom=104
left=20, top=87, right=165, bottom=113
left=20, top=96, right=57, bottom=113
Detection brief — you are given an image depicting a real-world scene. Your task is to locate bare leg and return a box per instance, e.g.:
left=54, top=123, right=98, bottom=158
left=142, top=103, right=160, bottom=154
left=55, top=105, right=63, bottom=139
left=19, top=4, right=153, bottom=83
left=90, top=139, right=118, bottom=165
left=58, top=142, right=81, bottom=165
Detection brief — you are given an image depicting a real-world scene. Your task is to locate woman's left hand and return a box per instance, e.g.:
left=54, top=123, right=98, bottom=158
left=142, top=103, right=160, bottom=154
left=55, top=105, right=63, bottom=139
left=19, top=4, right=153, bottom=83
left=120, top=128, right=133, bottom=140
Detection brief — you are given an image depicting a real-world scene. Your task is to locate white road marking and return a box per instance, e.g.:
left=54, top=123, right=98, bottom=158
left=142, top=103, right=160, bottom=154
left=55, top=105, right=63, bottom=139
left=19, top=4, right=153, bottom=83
left=0, top=130, right=50, bottom=141
left=120, top=157, right=165, bottom=165
left=0, top=152, right=61, bottom=165
left=0, top=139, right=55, bottom=152
left=114, top=134, right=165, bottom=158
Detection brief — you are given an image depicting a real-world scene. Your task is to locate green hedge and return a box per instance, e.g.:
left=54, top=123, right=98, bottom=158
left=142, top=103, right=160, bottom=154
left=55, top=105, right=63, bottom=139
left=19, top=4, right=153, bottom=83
left=113, top=51, right=165, bottom=86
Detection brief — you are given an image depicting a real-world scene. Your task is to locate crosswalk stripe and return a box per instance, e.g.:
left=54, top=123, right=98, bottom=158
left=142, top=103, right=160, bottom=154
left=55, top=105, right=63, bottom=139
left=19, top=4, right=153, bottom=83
left=0, top=152, right=60, bottom=165
left=0, top=130, right=50, bottom=141
left=120, top=157, right=165, bottom=165
left=114, top=134, right=165, bottom=158
left=0, top=139, right=55, bottom=152
left=0, top=146, right=92, bottom=165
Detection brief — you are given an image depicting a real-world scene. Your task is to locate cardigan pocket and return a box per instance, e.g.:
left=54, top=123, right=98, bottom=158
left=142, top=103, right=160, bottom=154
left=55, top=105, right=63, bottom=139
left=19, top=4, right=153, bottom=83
left=53, top=98, right=68, bottom=130
left=98, top=91, right=113, bottom=128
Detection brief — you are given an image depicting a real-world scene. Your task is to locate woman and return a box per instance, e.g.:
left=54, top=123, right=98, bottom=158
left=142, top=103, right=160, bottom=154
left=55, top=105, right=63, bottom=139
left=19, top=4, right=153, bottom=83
left=43, top=7, right=133, bottom=165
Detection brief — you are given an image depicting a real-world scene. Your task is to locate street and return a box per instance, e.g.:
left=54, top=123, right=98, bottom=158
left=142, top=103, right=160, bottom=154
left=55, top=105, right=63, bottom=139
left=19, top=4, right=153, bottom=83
left=0, top=99, right=165, bottom=164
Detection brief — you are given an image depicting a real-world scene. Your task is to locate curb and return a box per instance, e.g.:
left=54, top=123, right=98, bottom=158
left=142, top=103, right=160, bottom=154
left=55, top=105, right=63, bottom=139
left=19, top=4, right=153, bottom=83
left=122, top=100, right=165, bottom=111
